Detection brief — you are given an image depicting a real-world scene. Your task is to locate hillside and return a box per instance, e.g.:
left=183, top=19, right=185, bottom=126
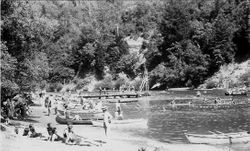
left=1, top=0, right=250, bottom=99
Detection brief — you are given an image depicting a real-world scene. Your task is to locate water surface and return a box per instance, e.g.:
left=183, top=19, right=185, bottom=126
left=105, top=90, right=250, bottom=151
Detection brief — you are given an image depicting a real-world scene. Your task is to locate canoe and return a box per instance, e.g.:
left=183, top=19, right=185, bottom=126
left=185, top=131, right=250, bottom=144
left=57, top=109, right=103, bottom=120
left=92, top=119, right=147, bottom=127
left=55, top=115, right=92, bottom=125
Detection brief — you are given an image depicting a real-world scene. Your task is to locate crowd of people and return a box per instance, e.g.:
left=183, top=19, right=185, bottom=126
left=9, top=122, right=100, bottom=146
left=1, top=90, right=126, bottom=147
left=1, top=94, right=32, bottom=124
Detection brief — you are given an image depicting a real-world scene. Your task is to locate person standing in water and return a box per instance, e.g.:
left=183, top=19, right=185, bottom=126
left=102, top=107, right=113, bottom=137
left=115, top=100, right=123, bottom=120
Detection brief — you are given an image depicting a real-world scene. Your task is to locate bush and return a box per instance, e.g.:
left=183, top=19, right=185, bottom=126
left=114, top=72, right=130, bottom=89
left=131, top=76, right=143, bottom=91
left=46, top=83, right=63, bottom=92
left=239, top=70, right=250, bottom=87
left=206, top=80, right=217, bottom=89
left=95, top=74, right=114, bottom=90
left=39, top=80, right=47, bottom=90
left=75, top=79, right=91, bottom=90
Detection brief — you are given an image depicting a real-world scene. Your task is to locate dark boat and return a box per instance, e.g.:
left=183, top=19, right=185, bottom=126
left=55, top=115, right=92, bottom=125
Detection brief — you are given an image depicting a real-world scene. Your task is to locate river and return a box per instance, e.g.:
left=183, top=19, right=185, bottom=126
left=105, top=89, right=250, bottom=151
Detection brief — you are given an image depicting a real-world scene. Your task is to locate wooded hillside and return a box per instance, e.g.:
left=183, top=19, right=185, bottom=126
left=1, top=0, right=249, bottom=99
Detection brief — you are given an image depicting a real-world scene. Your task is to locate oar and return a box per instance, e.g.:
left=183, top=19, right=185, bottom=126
left=215, top=130, right=233, bottom=144
left=208, top=131, right=218, bottom=135
left=215, top=131, right=228, bottom=135
left=215, top=131, right=230, bottom=136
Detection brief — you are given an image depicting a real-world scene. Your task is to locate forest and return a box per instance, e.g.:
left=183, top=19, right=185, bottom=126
left=1, top=0, right=249, bottom=100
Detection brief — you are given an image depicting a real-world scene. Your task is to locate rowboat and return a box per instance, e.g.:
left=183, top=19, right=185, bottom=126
left=92, top=119, right=147, bottom=127
left=185, top=131, right=250, bottom=144
left=55, top=115, right=92, bottom=125
left=57, top=109, right=103, bottom=120
left=225, top=89, right=247, bottom=96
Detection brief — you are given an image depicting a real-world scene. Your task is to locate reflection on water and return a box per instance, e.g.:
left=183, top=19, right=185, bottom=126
left=105, top=91, right=250, bottom=151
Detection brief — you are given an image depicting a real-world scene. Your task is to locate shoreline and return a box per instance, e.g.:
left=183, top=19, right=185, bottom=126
left=1, top=105, right=234, bottom=151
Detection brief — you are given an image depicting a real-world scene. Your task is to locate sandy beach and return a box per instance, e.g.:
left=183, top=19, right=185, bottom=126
left=1, top=105, right=234, bottom=151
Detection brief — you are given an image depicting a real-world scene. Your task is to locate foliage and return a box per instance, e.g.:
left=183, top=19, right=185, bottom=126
left=130, top=76, right=143, bottom=91
left=114, top=72, right=130, bottom=89
left=46, top=83, right=63, bottom=92
left=238, top=70, right=250, bottom=87
left=95, top=74, right=114, bottom=90
left=74, top=78, right=93, bottom=90
left=1, top=0, right=250, bottom=102
left=206, top=80, right=218, bottom=89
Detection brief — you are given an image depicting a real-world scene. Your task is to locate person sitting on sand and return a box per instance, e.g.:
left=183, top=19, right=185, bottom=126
left=63, top=123, right=81, bottom=145
left=47, top=123, right=53, bottom=140
left=51, top=127, right=64, bottom=142
left=23, top=126, right=30, bottom=136
left=29, top=124, right=42, bottom=138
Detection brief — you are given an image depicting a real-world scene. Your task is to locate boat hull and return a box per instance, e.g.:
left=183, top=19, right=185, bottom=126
left=55, top=115, right=92, bottom=125
left=92, top=119, right=147, bottom=127
left=185, top=132, right=250, bottom=144
left=57, top=109, right=103, bottom=120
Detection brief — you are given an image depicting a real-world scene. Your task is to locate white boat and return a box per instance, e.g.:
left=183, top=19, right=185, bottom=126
left=92, top=119, right=147, bottom=127
left=185, top=131, right=250, bottom=144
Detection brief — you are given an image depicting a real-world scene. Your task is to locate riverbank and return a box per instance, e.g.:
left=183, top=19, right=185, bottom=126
left=1, top=105, right=234, bottom=151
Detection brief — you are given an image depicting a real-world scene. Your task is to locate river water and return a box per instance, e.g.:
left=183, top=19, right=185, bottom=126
left=105, top=89, right=250, bottom=151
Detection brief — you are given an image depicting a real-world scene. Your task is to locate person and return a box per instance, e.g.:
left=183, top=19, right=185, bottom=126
left=63, top=123, right=81, bottom=145
left=73, top=114, right=81, bottom=121
left=214, top=97, right=220, bottom=104
left=44, top=96, right=48, bottom=108
left=54, top=99, right=58, bottom=115
left=13, top=96, right=26, bottom=119
left=51, top=127, right=64, bottom=142
left=80, top=98, right=84, bottom=106
left=94, top=101, right=103, bottom=111
left=1, top=100, right=10, bottom=124
left=64, top=105, right=70, bottom=119
left=99, top=87, right=102, bottom=95
left=29, top=124, right=42, bottom=138
left=102, top=107, right=113, bottom=137
left=46, top=97, right=52, bottom=116
left=23, top=126, right=30, bottom=136
left=47, top=123, right=53, bottom=140
left=196, top=91, right=201, bottom=97
left=44, top=96, right=50, bottom=114
left=115, top=100, right=123, bottom=120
